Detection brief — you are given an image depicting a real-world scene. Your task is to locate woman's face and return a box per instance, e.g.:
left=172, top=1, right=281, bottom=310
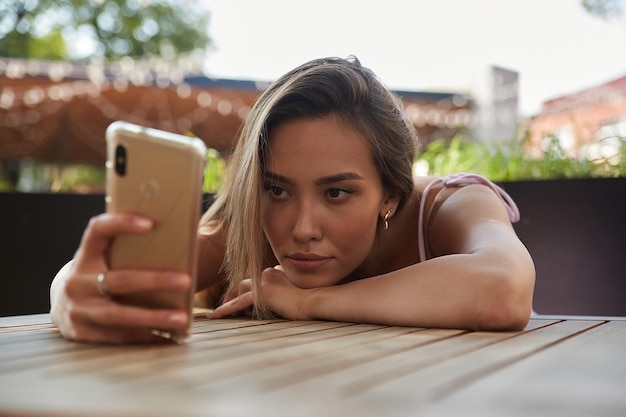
left=262, top=115, right=394, bottom=288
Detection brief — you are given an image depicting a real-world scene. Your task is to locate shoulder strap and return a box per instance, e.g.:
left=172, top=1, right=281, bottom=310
left=417, top=173, right=520, bottom=262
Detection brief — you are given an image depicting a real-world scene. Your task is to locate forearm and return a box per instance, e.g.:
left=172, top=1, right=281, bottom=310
left=305, top=252, right=534, bottom=331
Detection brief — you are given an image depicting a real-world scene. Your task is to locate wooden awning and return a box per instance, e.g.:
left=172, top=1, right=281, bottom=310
left=0, top=74, right=261, bottom=165
left=0, top=59, right=472, bottom=165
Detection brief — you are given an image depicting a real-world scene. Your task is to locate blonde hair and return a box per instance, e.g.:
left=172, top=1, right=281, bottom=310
left=202, top=56, right=419, bottom=318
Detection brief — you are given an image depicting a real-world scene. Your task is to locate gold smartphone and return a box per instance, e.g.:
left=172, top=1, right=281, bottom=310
left=105, top=121, right=207, bottom=343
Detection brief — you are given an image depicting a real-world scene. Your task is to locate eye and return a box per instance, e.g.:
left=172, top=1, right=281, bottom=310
left=265, top=185, right=289, bottom=200
left=325, top=188, right=352, bottom=200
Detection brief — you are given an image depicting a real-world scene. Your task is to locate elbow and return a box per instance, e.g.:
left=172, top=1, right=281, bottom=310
left=476, top=266, right=535, bottom=331
left=480, top=301, right=531, bottom=332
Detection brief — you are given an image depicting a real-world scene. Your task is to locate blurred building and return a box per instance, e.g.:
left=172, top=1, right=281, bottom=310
left=472, top=65, right=519, bottom=143
left=526, top=73, right=626, bottom=159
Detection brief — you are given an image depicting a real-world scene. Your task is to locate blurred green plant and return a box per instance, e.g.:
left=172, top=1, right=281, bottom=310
left=415, top=133, right=626, bottom=181
left=0, top=147, right=225, bottom=193
left=0, top=0, right=210, bottom=60
left=50, top=164, right=106, bottom=192
left=203, top=148, right=226, bottom=193
left=581, top=0, right=623, bottom=20
left=2, top=134, right=624, bottom=193
left=0, top=162, right=105, bottom=192
left=0, top=174, right=11, bottom=191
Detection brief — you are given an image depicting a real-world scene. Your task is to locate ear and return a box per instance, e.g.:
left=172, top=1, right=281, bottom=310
left=379, top=189, right=401, bottom=219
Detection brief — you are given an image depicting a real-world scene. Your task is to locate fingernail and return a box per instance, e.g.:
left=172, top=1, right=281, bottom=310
left=168, top=312, right=187, bottom=327
left=134, top=217, right=153, bottom=229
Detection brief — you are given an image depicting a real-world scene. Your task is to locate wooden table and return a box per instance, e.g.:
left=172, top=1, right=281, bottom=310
left=1, top=312, right=625, bottom=417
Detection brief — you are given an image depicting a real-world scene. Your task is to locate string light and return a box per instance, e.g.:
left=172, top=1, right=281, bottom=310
left=1, top=57, right=473, bottom=164
left=0, top=58, right=256, bottom=133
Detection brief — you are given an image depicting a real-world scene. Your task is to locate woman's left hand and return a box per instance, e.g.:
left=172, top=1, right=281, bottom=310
left=209, top=266, right=311, bottom=320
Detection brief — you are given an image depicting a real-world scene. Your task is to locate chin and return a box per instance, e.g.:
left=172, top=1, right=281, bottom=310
left=286, top=273, right=341, bottom=289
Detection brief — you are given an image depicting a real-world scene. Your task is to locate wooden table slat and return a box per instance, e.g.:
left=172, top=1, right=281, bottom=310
left=349, top=320, right=603, bottom=406
left=430, top=320, right=626, bottom=416
left=1, top=320, right=350, bottom=375
left=258, top=318, right=558, bottom=400
left=0, top=313, right=50, bottom=328
left=51, top=323, right=364, bottom=380
left=0, top=314, right=623, bottom=417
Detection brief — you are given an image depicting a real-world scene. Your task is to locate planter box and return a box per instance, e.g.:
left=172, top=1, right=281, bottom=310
left=1, top=193, right=104, bottom=317
left=0, top=193, right=214, bottom=317
left=501, top=177, right=626, bottom=317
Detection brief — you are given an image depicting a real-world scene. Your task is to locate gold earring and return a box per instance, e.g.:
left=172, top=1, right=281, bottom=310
left=383, top=209, right=393, bottom=230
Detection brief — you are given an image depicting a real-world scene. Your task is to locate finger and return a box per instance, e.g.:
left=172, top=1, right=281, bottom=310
left=66, top=322, right=174, bottom=345
left=64, top=270, right=187, bottom=302
left=210, top=291, right=254, bottom=319
left=104, top=271, right=191, bottom=296
left=78, top=213, right=154, bottom=259
left=74, top=301, right=189, bottom=331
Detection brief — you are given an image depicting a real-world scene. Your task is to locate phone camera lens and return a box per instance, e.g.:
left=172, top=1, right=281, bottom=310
left=115, top=145, right=127, bottom=176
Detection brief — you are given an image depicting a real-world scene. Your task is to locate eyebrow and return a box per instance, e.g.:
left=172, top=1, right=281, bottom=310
left=264, top=170, right=364, bottom=186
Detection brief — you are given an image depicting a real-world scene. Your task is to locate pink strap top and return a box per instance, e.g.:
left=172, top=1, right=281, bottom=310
left=417, top=173, right=520, bottom=262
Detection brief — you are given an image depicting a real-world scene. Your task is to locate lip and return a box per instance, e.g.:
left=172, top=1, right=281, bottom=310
left=285, top=252, right=332, bottom=272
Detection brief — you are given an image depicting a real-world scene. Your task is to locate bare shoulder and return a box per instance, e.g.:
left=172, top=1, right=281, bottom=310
left=415, top=175, right=521, bottom=257
left=412, top=175, right=513, bottom=221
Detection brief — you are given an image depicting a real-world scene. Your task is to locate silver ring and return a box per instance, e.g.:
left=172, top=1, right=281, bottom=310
left=96, top=272, right=110, bottom=297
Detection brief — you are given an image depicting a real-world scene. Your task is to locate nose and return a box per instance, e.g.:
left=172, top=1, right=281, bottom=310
left=291, top=202, right=323, bottom=243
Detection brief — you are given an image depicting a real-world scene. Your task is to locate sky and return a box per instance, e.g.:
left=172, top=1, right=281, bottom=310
left=201, top=0, right=626, bottom=116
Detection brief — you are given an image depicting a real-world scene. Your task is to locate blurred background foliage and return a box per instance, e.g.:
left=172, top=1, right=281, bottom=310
left=2, top=133, right=624, bottom=193
left=0, top=147, right=225, bottom=193
left=0, top=0, right=210, bottom=60
left=414, top=133, right=626, bottom=182
left=581, top=0, right=624, bottom=20
left=0, top=0, right=213, bottom=192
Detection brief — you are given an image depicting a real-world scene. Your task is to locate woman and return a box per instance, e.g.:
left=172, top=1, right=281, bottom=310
left=50, top=56, right=535, bottom=343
